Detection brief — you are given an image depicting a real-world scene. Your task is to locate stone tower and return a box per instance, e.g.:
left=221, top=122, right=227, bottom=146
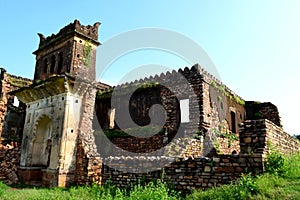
left=33, top=19, right=100, bottom=81
left=14, top=20, right=103, bottom=187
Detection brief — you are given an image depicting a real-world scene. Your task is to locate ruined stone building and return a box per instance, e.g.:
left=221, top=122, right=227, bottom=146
left=0, top=20, right=299, bottom=190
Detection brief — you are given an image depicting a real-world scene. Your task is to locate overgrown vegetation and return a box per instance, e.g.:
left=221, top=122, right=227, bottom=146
left=265, top=148, right=286, bottom=176
left=7, top=74, right=32, bottom=87
left=0, top=179, right=180, bottom=200
left=210, top=80, right=245, bottom=106
left=0, top=151, right=299, bottom=199
left=187, top=149, right=300, bottom=200
left=213, top=121, right=239, bottom=148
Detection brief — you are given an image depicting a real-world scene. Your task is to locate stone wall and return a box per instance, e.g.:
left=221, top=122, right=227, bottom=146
left=74, top=82, right=102, bottom=185
left=102, top=154, right=264, bottom=192
left=217, top=136, right=240, bottom=155
left=239, top=119, right=300, bottom=156
left=110, top=134, right=164, bottom=154
left=95, top=66, right=203, bottom=159
left=100, top=118, right=299, bottom=192
left=245, top=101, right=281, bottom=127
left=264, top=120, right=299, bottom=154
left=96, top=65, right=247, bottom=158
left=0, top=68, right=32, bottom=143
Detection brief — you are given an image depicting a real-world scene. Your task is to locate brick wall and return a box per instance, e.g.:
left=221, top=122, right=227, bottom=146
left=239, top=119, right=300, bottom=156
left=110, top=135, right=164, bottom=154
left=74, top=82, right=102, bottom=185
left=101, top=118, right=299, bottom=192
left=102, top=154, right=264, bottom=192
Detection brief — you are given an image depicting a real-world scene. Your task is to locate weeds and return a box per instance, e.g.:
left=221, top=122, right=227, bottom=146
left=187, top=153, right=300, bottom=200
left=0, top=153, right=299, bottom=199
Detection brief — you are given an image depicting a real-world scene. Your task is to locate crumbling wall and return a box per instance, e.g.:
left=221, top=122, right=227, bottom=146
left=0, top=143, right=20, bottom=185
left=0, top=68, right=32, bottom=143
left=74, top=83, right=102, bottom=185
left=96, top=65, right=246, bottom=159
left=95, top=66, right=203, bottom=159
left=245, top=101, right=281, bottom=127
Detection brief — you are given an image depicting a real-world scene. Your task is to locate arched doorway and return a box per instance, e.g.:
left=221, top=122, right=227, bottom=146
left=31, top=116, right=52, bottom=167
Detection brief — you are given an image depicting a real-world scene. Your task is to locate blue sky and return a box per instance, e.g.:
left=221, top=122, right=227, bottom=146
left=0, top=1, right=299, bottom=135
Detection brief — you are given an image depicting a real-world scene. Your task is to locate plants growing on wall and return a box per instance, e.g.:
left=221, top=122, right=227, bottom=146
left=213, top=121, right=239, bottom=148
left=7, top=74, right=32, bottom=88
left=210, top=80, right=245, bottom=106
left=83, top=40, right=93, bottom=67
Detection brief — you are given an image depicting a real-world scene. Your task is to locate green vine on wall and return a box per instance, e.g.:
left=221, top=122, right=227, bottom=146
left=213, top=121, right=239, bottom=148
left=210, top=80, right=245, bottom=106
left=83, top=40, right=93, bottom=67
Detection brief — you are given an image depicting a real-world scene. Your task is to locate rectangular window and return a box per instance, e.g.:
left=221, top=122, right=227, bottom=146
left=180, top=99, right=190, bottom=123
left=231, top=111, right=236, bottom=133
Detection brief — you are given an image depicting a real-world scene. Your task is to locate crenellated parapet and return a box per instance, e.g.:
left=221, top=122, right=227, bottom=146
left=98, top=64, right=244, bottom=104
left=36, top=19, right=100, bottom=51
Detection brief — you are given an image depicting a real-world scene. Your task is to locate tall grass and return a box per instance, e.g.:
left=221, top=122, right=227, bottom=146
left=0, top=179, right=181, bottom=200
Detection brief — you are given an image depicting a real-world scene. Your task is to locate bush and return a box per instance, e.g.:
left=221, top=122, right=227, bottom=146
left=238, top=173, right=259, bottom=195
left=265, top=150, right=287, bottom=176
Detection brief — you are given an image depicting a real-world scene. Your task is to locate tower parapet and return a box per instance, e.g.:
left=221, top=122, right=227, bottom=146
left=36, top=19, right=100, bottom=51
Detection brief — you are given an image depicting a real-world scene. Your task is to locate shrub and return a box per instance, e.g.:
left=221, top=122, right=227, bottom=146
left=238, top=173, right=259, bottom=195
left=265, top=150, right=287, bottom=176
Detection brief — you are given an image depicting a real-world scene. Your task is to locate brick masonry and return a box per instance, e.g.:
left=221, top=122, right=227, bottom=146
left=0, top=20, right=299, bottom=191
left=101, top=118, right=299, bottom=192
left=240, top=119, right=300, bottom=156
left=102, top=154, right=264, bottom=192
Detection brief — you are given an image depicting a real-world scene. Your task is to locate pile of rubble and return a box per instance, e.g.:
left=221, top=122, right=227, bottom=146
left=0, top=142, right=20, bottom=185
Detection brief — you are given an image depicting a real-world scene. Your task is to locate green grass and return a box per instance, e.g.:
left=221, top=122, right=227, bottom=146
left=186, top=152, right=300, bottom=200
left=0, top=180, right=180, bottom=200
left=0, top=153, right=299, bottom=200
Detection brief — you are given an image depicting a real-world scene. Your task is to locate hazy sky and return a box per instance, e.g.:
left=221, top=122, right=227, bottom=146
left=0, top=1, right=299, bottom=135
